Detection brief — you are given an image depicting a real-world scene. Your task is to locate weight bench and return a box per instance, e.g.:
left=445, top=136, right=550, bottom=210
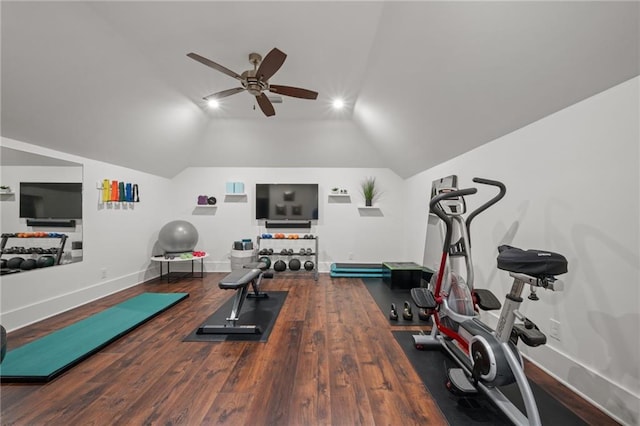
left=197, top=262, right=271, bottom=335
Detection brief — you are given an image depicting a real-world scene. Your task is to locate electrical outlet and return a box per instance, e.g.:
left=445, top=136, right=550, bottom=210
left=549, top=319, right=561, bottom=340
left=100, top=268, right=107, bottom=279
left=348, top=252, right=354, bottom=260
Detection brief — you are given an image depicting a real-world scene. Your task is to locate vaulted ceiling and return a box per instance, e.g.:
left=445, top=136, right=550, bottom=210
left=2, top=1, right=638, bottom=178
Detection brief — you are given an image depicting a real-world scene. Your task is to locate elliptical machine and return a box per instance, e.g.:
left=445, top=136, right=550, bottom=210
left=411, top=177, right=568, bottom=426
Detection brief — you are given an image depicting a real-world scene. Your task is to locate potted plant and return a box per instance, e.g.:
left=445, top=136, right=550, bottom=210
left=360, top=177, right=378, bottom=206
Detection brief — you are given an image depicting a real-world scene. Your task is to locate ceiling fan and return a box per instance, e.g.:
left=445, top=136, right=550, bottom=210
left=187, top=48, right=318, bottom=117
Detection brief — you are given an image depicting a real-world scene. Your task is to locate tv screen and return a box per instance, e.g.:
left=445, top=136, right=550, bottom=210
left=256, top=183, right=319, bottom=220
left=20, top=182, right=83, bottom=219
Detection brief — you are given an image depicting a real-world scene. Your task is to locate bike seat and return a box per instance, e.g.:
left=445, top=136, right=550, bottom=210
left=497, top=245, right=567, bottom=278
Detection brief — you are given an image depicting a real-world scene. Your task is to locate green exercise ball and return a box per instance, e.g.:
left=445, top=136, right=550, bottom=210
left=259, top=256, right=271, bottom=269
left=37, top=256, right=56, bottom=268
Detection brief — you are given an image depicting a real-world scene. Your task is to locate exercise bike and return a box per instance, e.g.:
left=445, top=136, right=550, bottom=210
left=411, top=177, right=567, bottom=426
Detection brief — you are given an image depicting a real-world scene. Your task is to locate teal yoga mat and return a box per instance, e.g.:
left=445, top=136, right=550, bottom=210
left=0, top=292, right=188, bottom=382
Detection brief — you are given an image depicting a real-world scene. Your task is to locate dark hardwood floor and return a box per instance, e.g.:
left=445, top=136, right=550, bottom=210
left=1, top=273, right=617, bottom=425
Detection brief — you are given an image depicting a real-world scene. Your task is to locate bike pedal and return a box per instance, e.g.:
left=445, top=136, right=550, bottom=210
left=446, top=368, right=478, bottom=396
left=513, top=323, right=547, bottom=347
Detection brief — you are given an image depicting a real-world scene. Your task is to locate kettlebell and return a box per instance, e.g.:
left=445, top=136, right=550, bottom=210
left=418, top=308, right=431, bottom=322
left=390, top=303, right=399, bottom=321
left=402, top=301, right=413, bottom=321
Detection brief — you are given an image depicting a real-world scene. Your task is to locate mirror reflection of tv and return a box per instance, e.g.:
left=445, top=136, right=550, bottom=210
left=256, top=184, right=319, bottom=220
left=19, top=182, right=83, bottom=219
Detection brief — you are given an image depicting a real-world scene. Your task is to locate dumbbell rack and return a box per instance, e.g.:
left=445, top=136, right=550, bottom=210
left=1, top=233, right=68, bottom=268
left=256, top=234, right=319, bottom=281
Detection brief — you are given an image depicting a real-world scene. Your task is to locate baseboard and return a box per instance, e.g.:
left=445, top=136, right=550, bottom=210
left=2, top=270, right=153, bottom=332
left=480, top=311, right=639, bottom=425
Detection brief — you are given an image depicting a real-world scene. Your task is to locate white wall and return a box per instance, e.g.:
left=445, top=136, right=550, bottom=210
left=404, top=77, right=639, bottom=424
left=0, top=137, right=174, bottom=331
left=169, top=167, right=406, bottom=271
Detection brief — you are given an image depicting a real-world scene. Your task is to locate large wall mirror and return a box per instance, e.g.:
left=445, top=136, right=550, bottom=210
left=1, top=146, right=83, bottom=275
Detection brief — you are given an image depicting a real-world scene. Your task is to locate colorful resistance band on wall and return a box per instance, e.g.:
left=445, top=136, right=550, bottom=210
left=101, top=180, right=139, bottom=203
left=111, top=180, right=119, bottom=202
left=102, top=179, right=110, bottom=203
left=125, top=183, right=132, bottom=202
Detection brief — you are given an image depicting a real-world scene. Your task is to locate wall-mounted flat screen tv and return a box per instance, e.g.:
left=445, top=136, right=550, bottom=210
left=20, top=182, right=83, bottom=219
left=256, top=183, right=319, bottom=220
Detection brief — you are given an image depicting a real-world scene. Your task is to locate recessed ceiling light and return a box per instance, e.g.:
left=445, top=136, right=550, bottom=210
left=332, top=98, right=345, bottom=109
left=207, top=99, right=219, bottom=109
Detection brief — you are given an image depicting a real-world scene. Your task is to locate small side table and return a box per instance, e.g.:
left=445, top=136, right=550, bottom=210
left=150, top=253, right=209, bottom=283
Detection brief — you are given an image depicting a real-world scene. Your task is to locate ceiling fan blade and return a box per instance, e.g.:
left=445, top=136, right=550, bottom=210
left=269, top=85, right=318, bottom=100
left=187, top=53, right=243, bottom=81
left=256, top=93, right=276, bottom=117
left=203, top=87, right=245, bottom=101
left=256, top=48, right=287, bottom=81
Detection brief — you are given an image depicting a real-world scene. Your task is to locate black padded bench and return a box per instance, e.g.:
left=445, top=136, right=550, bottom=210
left=197, top=263, right=270, bottom=335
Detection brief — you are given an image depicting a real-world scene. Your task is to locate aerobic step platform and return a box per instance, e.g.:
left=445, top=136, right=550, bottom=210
left=0, top=292, right=189, bottom=383
left=330, top=263, right=385, bottom=278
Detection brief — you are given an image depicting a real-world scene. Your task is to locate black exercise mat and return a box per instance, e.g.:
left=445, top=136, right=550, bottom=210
left=393, top=331, right=587, bottom=426
left=184, top=291, right=287, bottom=343
left=362, top=278, right=429, bottom=326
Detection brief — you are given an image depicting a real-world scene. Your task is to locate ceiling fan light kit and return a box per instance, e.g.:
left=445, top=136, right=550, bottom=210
left=187, top=48, right=318, bottom=117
